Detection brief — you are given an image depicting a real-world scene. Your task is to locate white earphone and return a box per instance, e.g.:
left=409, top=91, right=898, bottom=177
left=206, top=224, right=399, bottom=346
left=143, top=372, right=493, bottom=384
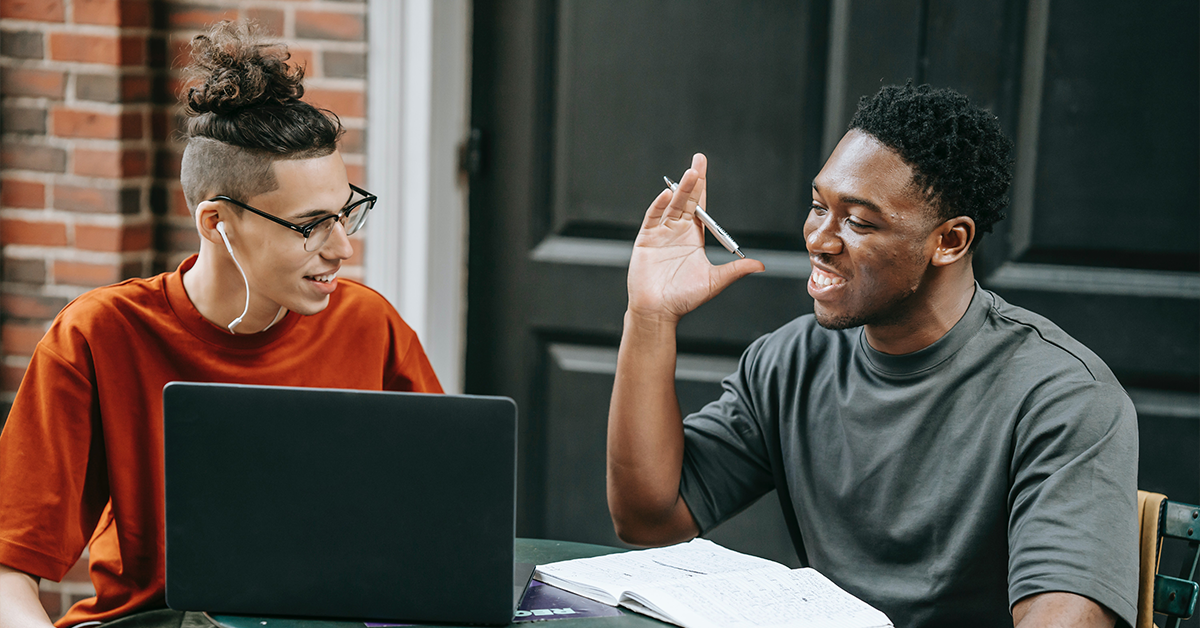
left=216, top=221, right=234, bottom=253
left=217, top=221, right=250, bottom=333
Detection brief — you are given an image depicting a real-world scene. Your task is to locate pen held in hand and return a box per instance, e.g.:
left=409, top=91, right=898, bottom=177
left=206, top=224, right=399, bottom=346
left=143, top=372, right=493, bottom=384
left=663, top=176, right=746, bottom=259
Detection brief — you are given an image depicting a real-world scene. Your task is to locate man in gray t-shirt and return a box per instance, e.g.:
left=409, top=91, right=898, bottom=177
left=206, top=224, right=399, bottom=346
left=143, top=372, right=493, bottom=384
left=607, top=83, right=1137, bottom=628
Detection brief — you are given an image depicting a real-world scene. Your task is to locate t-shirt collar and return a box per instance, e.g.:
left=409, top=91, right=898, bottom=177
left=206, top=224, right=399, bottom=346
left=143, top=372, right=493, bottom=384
left=164, top=254, right=302, bottom=350
left=856, top=283, right=991, bottom=376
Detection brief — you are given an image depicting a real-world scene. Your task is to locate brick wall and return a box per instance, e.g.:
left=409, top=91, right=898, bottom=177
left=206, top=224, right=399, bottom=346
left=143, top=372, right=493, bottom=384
left=0, top=0, right=369, bottom=621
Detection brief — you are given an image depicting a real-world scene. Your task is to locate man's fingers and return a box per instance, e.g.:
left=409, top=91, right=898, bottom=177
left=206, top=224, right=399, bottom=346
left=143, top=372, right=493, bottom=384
left=709, top=258, right=766, bottom=294
left=661, top=168, right=701, bottom=224
left=692, top=153, right=708, bottom=211
left=642, top=188, right=673, bottom=229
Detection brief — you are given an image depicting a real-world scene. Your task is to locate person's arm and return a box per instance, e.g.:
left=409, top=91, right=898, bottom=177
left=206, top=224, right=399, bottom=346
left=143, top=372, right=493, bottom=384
left=606, top=153, right=763, bottom=546
left=0, top=563, right=53, bottom=628
left=1012, top=591, right=1116, bottom=628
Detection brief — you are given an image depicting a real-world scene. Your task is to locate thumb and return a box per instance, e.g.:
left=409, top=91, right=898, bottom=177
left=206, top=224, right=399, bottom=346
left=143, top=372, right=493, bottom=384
left=709, top=257, right=766, bottom=294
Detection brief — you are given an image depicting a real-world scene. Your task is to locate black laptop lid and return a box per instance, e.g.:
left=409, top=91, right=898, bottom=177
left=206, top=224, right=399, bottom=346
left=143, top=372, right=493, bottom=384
left=163, top=383, right=518, bottom=625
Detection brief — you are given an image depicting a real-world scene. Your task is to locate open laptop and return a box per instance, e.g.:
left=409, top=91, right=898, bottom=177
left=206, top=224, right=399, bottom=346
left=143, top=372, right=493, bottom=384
left=162, top=382, right=533, bottom=625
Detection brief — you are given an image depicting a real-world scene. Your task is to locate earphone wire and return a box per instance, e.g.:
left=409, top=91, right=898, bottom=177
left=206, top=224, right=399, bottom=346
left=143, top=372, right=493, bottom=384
left=217, top=222, right=251, bottom=334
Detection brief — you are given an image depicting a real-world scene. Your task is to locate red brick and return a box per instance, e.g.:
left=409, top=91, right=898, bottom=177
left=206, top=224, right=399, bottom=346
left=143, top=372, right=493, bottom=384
left=1, top=144, right=67, bottom=173
left=53, top=260, right=138, bottom=286
left=1, top=0, right=64, bottom=21
left=3, top=322, right=48, bottom=355
left=49, top=33, right=144, bottom=66
left=121, top=75, right=151, bottom=102
left=75, top=223, right=153, bottom=252
left=74, top=0, right=151, bottom=26
left=339, top=128, right=364, bottom=154
left=75, top=73, right=151, bottom=103
left=167, top=36, right=192, bottom=70
left=287, top=47, right=314, bottom=75
left=295, top=10, right=364, bottom=41
left=53, top=184, right=140, bottom=214
left=74, top=148, right=149, bottom=178
left=0, top=68, right=66, bottom=98
left=2, top=180, right=46, bottom=208
left=119, top=36, right=146, bottom=66
left=1, top=293, right=70, bottom=319
left=1, top=219, right=68, bottom=246
left=245, top=8, right=284, bottom=36
left=121, top=149, right=149, bottom=176
left=165, top=3, right=238, bottom=29
left=166, top=76, right=188, bottom=100
left=304, top=88, right=364, bottom=118
left=170, top=187, right=190, bottom=217
left=52, top=108, right=143, bottom=140
left=165, top=223, right=199, bottom=251
left=344, top=163, right=364, bottom=186
left=346, top=236, right=364, bottom=266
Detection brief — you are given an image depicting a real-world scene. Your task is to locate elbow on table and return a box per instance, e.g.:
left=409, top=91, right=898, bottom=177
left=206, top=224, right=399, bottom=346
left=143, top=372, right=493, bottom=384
left=608, top=497, right=698, bottom=548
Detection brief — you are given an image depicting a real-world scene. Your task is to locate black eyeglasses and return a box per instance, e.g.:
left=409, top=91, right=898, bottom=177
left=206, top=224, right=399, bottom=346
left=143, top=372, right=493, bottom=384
left=206, top=183, right=377, bottom=252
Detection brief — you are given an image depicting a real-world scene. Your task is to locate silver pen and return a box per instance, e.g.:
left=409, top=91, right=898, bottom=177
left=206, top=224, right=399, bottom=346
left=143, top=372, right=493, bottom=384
left=663, top=176, right=745, bottom=259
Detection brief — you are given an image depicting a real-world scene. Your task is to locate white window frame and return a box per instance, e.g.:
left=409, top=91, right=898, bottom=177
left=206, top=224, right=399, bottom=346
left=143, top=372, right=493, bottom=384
left=366, top=0, right=472, bottom=393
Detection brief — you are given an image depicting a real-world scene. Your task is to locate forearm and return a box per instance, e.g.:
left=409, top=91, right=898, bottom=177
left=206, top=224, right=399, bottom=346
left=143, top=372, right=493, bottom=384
left=0, top=564, right=53, bottom=628
left=607, top=309, right=697, bottom=545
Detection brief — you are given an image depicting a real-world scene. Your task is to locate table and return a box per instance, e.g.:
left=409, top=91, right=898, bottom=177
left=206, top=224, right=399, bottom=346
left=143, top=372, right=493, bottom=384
left=209, top=538, right=668, bottom=628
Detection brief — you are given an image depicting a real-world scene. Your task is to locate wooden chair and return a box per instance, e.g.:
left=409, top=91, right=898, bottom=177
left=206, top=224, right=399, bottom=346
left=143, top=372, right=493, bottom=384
left=1137, top=490, right=1200, bottom=628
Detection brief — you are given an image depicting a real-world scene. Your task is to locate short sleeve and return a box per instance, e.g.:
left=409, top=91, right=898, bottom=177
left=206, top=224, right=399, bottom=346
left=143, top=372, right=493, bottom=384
left=1007, top=379, right=1139, bottom=626
left=0, top=340, right=108, bottom=581
left=679, top=338, right=776, bottom=534
left=383, top=312, right=443, bottom=394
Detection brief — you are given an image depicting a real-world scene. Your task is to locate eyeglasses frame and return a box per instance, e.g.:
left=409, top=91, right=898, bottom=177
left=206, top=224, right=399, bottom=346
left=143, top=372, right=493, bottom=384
left=205, top=183, right=377, bottom=248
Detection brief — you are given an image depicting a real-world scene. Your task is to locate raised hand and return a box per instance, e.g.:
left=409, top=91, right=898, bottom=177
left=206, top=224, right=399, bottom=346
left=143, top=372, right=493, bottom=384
left=627, top=153, right=764, bottom=324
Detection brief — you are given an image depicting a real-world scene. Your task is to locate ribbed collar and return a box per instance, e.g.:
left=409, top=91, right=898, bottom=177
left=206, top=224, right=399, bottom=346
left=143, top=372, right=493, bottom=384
left=163, top=254, right=302, bottom=351
left=856, top=284, right=990, bottom=377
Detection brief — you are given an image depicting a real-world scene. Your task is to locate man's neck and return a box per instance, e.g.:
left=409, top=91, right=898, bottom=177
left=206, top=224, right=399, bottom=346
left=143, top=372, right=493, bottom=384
left=862, top=265, right=976, bottom=356
left=182, top=246, right=283, bottom=334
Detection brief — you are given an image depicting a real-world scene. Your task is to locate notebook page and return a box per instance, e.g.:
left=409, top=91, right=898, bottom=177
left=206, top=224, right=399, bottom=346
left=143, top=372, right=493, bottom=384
left=534, top=538, right=788, bottom=604
left=625, top=567, right=892, bottom=628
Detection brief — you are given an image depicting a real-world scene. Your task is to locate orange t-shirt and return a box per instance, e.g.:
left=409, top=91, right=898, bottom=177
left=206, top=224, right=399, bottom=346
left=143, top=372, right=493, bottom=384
left=0, top=255, right=442, bottom=627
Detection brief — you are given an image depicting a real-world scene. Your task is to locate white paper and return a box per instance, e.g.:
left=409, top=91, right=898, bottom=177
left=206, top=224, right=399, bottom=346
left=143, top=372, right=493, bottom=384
left=535, top=538, right=788, bottom=604
left=628, top=567, right=892, bottom=628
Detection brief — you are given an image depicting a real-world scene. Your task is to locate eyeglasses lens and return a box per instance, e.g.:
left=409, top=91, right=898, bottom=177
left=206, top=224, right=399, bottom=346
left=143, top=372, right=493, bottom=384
left=302, top=197, right=373, bottom=252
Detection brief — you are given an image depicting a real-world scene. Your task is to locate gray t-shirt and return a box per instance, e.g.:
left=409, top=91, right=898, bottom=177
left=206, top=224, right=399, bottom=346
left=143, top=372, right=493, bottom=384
left=678, top=286, right=1138, bottom=628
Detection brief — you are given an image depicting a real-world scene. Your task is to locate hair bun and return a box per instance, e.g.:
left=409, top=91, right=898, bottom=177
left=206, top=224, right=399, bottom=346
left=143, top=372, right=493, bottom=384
left=183, top=21, right=305, bottom=117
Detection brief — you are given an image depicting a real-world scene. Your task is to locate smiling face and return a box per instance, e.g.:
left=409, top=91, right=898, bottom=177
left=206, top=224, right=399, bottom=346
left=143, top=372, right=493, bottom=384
left=805, top=130, right=942, bottom=330
left=221, top=150, right=354, bottom=318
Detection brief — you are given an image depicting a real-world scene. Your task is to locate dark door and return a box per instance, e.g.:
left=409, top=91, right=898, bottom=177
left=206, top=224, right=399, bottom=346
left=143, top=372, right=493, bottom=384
left=467, top=0, right=1199, bottom=581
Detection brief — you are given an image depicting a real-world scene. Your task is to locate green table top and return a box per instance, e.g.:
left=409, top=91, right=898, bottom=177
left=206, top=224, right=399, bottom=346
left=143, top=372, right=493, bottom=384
left=209, top=538, right=667, bottom=628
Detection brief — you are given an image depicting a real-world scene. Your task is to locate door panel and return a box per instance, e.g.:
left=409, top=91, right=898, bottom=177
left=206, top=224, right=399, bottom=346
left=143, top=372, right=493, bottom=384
left=551, top=0, right=827, bottom=244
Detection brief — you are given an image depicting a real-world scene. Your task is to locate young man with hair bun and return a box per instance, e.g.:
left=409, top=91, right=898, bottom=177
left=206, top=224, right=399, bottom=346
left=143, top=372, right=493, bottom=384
left=0, top=22, right=442, bottom=628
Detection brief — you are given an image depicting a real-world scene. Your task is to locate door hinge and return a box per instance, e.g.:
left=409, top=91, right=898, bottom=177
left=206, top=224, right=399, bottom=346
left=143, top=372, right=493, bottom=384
left=459, top=127, right=484, bottom=177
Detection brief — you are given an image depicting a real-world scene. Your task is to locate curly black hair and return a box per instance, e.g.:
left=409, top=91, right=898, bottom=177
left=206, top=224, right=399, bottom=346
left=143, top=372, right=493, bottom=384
left=178, top=21, right=344, bottom=216
left=848, top=82, right=1013, bottom=247
left=182, top=20, right=341, bottom=153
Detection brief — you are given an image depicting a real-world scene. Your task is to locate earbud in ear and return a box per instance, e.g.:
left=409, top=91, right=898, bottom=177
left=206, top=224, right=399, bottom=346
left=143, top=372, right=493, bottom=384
left=216, top=221, right=235, bottom=254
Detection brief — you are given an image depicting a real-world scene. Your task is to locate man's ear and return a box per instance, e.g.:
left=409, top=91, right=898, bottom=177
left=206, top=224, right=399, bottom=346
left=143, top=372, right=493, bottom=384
left=930, top=216, right=975, bottom=267
left=195, top=200, right=226, bottom=246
